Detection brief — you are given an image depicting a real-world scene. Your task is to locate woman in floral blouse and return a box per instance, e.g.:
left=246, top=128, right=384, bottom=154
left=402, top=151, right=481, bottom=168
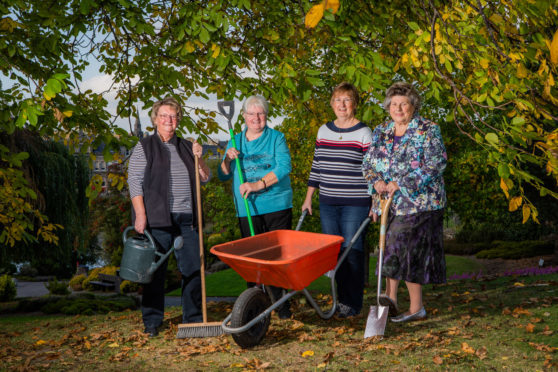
left=362, top=82, right=447, bottom=323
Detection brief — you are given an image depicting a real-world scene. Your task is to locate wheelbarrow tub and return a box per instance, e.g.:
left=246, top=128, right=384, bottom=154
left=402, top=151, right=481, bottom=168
left=210, top=230, right=344, bottom=291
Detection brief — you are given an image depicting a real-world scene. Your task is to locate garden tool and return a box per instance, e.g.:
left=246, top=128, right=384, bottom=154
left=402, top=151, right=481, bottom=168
left=176, top=155, right=224, bottom=338
left=120, top=227, right=183, bottom=284
left=364, top=194, right=394, bottom=338
left=217, top=100, right=255, bottom=236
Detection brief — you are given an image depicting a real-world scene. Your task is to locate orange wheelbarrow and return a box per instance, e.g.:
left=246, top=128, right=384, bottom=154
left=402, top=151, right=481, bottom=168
left=210, top=211, right=370, bottom=348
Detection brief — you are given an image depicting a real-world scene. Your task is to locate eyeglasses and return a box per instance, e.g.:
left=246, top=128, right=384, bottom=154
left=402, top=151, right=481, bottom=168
left=245, top=112, right=266, bottom=117
left=158, top=113, right=179, bottom=121
left=333, top=98, right=354, bottom=104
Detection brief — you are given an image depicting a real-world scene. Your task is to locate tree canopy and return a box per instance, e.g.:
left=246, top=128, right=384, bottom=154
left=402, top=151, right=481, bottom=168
left=1, top=0, right=557, bottom=246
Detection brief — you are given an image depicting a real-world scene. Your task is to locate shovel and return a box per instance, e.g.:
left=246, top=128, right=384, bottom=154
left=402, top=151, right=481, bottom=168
left=218, top=100, right=255, bottom=236
left=364, top=194, right=394, bottom=338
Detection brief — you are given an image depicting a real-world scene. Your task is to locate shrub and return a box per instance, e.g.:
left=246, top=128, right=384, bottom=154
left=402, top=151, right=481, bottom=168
left=82, top=267, right=102, bottom=291
left=69, top=274, right=86, bottom=291
left=120, top=280, right=140, bottom=293
left=476, top=240, right=555, bottom=259
left=0, top=274, right=17, bottom=302
left=45, top=278, right=70, bottom=295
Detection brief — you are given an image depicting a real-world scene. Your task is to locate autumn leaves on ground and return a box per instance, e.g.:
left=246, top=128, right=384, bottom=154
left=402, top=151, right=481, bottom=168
left=1, top=273, right=557, bottom=371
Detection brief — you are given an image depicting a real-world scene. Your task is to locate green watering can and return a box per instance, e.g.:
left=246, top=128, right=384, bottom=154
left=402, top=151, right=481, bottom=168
left=119, top=226, right=183, bottom=284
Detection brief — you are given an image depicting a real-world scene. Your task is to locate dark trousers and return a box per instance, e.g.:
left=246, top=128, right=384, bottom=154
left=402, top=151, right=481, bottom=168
left=238, top=208, right=292, bottom=310
left=142, top=213, right=202, bottom=329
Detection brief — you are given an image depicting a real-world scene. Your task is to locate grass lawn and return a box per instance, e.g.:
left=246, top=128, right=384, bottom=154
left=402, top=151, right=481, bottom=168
left=1, top=254, right=556, bottom=371
left=167, top=254, right=485, bottom=297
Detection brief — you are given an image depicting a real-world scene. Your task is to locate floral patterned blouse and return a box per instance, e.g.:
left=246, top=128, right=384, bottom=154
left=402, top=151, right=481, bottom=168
left=362, top=115, right=447, bottom=216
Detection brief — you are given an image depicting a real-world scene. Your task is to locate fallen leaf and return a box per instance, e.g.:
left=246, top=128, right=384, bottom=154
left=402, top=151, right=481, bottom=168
left=35, top=340, right=47, bottom=346
left=475, top=346, right=487, bottom=360
left=525, top=323, right=535, bottom=333
left=302, top=350, right=314, bottom=357
left=108, top=342, right=119, bottom=348
left=513, top=282, right=525, bottom=287
left=461, top=342, right=475, bottom=354
left=433, top=355, right=443, bottom=365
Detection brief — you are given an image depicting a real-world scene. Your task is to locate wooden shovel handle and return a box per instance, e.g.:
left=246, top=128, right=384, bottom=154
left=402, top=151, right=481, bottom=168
left=195, top=155, right=207, bottom=323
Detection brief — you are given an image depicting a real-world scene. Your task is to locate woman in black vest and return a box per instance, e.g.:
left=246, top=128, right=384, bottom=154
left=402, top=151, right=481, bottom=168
left=128, top=97, right=210, bottom=337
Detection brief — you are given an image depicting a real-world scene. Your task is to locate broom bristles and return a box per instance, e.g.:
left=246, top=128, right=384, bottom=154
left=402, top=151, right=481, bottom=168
left=176, top=322, right=224, bottom=338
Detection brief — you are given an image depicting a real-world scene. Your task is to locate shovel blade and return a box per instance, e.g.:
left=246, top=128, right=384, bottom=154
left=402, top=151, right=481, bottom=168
left=364, top=305, right=389, bottom=338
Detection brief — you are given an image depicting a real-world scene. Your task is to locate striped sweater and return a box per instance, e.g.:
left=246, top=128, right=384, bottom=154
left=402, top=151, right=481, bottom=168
left=308, top=121, right=372, bottom=206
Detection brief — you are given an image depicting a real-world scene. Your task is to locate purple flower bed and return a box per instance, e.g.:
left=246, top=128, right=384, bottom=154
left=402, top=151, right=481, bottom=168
left=448, top=265, right=558, bottom=281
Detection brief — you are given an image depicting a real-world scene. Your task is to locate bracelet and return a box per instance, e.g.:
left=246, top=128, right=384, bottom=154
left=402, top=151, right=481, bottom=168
left=260, top=178, right=267, bottom=190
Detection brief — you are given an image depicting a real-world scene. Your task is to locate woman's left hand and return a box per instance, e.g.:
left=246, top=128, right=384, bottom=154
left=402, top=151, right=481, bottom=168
left=239, top=181, right=263, bottom=199
left=192, top=141, right=203, bottom=158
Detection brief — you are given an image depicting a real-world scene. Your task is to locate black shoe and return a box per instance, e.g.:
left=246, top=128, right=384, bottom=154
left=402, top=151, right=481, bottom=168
left=378, top=295, right=399, bottom=317
left=336, top=303, right=358, bottom=318
left=278, top=306, right=292, bottom=319
left=144, top=326, right=159, bottom=337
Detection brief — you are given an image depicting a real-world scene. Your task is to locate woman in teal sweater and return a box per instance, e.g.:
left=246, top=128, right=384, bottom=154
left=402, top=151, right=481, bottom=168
left=218, top=95, right=293, bottom=318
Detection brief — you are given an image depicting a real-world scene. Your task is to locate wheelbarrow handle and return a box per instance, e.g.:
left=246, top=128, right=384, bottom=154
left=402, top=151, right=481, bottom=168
left=295, top=209, right=309, bottom=231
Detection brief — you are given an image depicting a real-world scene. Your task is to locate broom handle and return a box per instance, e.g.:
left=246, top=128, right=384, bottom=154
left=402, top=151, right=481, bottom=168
left=195, top=155, right=208, bottom=323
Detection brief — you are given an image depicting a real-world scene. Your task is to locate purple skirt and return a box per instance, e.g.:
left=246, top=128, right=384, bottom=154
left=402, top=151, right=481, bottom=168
left=380, top=209, right=446, bottom=284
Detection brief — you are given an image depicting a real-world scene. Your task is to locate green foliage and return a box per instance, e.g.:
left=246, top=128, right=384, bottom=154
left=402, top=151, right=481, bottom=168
left=15, top=293, right=138, bottom=315
left=2, top=0, right=557, bottom=252
left=69, top=274, right=86, bottom=291
left=1, top=130, right=91, bottom=277
left=476, top=240, right=555, bottom=260
left=0, top=275, right=16, bottom=302
left=44, top=278, right=70, bottom=296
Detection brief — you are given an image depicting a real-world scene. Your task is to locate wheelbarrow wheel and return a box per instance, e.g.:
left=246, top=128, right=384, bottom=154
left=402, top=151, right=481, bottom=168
left=230, top=287, right=271, bottom=348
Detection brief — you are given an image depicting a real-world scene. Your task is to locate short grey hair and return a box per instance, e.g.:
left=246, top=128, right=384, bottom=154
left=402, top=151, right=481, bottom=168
left=242, top=95, right=269, bottom=115
left=151, top=97, right=182, bottom=124
left=383, top=82, right=421, bottom=114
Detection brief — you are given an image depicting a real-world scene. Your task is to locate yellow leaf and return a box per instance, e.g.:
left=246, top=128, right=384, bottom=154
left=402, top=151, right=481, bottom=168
left=513, top=282, right=525, bottom=287
left=211, top=43, right=220, bottom=58
left=185, top=41, right=195, bottom=53
left=517, top=63, right=528, bottom=79
left=480, top=59, right=489, bottom=69
left=305, top=3, right=325, bottom=28
left=108, top=342, right=119, bottom=348
left=63, top=110, right=73, bottom=117
left=301, top=350, right=315, bottom=357
left=550, top=29, right=558, bottom=66
left=325, top=0, right=339, bottom=13
left=522, top=203, right=531, bottom=223
left=509, top=196, right=522, bottom=212
left=500, top=178, right=509, bottom=198
left=36, top=339, right=47, bottom=345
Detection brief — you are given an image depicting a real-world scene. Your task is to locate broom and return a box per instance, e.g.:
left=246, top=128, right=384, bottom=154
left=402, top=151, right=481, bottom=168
left=176, top=154, right=224, bottom=338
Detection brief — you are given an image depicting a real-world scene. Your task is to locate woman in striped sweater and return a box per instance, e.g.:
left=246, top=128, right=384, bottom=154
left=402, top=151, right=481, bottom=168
left=302, top=82, right=372, bottom=318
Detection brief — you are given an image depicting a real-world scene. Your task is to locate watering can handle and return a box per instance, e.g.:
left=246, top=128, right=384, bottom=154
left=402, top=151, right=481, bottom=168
left=122, top=226, right=156, bottom=249
left=217, top=101, right=235, bottom=122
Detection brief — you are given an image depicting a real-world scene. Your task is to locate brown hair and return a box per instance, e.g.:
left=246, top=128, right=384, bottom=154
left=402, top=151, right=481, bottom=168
left=150, top=97, right=183, bottom=124
left=330, top=82, right=359, bottom=114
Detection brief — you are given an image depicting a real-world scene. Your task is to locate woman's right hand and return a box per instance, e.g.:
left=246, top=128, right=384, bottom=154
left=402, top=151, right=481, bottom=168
left=374, top=180, right=388, bottom=194
left=134, top=213, right=147, bottom=234
left=301, top=199, right=312, bottom=215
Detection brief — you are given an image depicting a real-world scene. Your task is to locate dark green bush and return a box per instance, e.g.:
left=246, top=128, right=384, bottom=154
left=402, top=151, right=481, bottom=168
left=0, top=274, right=17, bottom=302
left=13, top=293, right=138, bottom=315
left=444, top=241, right=492, bottom=256
left=475, top=240, right=555, bottom=259
left=45, top=278, right=70, bottom=295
